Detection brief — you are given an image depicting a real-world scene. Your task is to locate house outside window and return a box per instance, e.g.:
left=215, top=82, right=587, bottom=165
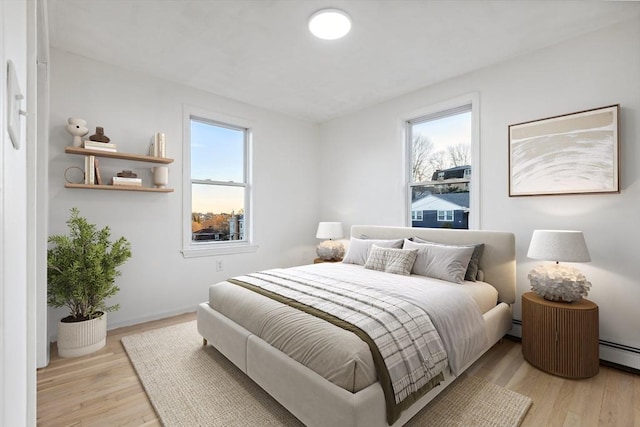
left=182, top=107, right=257, bottom=257
left=406, top=95, right=478, bottom=229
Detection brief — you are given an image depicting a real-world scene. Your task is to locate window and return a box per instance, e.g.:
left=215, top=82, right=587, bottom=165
left=407, top=97, right=478, bottom=229
left=182, top=108, right=256, bottom=257
left=437, top=210, right=454, bottom=222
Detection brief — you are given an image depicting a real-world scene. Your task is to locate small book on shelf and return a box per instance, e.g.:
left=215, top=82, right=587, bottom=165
left=94, top=158, right=103, bottom=185
left=84, top=155, right=96, bottom=185
left=112, top=176, right=142, bottom=187
left=84, top=140, right=117, bottom=152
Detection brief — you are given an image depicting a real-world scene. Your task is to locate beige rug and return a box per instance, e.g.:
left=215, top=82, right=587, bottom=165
left=122, top=321, right=532, bottom=427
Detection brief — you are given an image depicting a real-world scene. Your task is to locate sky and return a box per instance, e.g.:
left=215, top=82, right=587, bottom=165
left=412, top=111, right=471, bottom=152
left=191, top=119, right=245, bottom=214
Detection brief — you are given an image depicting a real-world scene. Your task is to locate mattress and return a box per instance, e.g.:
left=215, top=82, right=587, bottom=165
left=208, top=262, right=497, bottom=393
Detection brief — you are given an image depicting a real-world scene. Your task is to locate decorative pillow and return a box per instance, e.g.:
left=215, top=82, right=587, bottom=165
left=342, top=238, right=404, bottom=265
left=364, top=245, right=418, bottom=276
left=412, top=237, right=484, bottom=281
left=403, top=239, right=474, bottom=284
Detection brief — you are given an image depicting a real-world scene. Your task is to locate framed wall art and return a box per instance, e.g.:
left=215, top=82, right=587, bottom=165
left=509, top=104, right=620, bottom=196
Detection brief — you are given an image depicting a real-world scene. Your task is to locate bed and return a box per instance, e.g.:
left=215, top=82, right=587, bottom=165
left=197, top=225, right=516, bottom=427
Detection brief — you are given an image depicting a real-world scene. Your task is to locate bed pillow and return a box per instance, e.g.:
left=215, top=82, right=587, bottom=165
left=403, top=239, right=474, bottom=284
left=342, top=238, right=404, bottom=265
left=412, top=237, right=485, bottom=282
left=364, top=245, right=418, bottom=276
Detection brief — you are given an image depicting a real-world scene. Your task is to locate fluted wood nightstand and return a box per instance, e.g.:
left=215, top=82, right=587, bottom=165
left=522, top=292, right=599, bottom=378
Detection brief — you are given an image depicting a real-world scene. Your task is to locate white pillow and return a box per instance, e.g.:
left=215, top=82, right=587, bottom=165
left=403, top=239, right=474, bottom=284
left=364, top=245, right=418, bottom=276
left=412, top=237, right=485, bottom=282
left=342, top=238, right=404, bottom=265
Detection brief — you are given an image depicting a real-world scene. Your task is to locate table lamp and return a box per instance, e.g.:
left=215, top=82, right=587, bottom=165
left=527, top=230, right=592, bottom=302
left=315, top=222, right=345, bottom=261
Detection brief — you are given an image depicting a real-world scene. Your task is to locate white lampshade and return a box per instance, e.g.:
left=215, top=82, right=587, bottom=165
left=316, top=222, right=344, bottom=240
left=308, top=9, right=352, bottom=40
left=527, top=230, right=591, bottom=263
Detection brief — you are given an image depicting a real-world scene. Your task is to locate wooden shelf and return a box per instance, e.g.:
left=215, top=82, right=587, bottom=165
left=65, top=183, right=173, bottom=193
left=65, top=147, right=174, bottom=164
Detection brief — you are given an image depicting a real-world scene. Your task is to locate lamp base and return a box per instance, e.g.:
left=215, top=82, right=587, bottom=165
left=316, top=240, right=345, bottom=261
left=528, top=264, right=591, bottom=303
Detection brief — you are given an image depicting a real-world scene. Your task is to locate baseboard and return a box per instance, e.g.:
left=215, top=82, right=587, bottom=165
left=48, top=304, right=199, bottom=345
left=510, top=319, right=640, bottom=373
left=106, top=304, right=199, bottom=331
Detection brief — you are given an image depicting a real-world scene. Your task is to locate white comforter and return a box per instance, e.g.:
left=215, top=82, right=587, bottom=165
left=294, top=263, right=489, bottom=375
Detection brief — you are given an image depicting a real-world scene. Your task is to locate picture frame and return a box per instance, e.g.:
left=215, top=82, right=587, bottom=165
left=509, top=104, right=620, bottom=196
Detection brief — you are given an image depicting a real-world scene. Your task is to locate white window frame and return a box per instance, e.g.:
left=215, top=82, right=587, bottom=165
left=403, top=92, right=480, bottom=229
left=411, top=210, right=423, bottom=221
left=181, top=105, right=258, bottom=258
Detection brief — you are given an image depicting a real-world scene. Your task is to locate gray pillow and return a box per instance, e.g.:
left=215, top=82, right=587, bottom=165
left=364, top=245, right=418, bottom=276
left=412, top=237, right=484, bottom=281
left=403, top=239, right=474, bottom=284
left=342, top=238, right=404, bottom=265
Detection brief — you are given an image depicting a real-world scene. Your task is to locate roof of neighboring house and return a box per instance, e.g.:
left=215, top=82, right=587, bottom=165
left=431, top=165, right=471, bottom=181
left=438, top=165, right=470, bottom=173
left=412, top=192, right=470, bottom=210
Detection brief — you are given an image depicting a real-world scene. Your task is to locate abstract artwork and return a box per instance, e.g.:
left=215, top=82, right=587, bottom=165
left=509, top=105, right=619, bottom=196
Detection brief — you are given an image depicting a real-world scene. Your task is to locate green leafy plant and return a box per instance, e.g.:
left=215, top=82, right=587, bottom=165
left=47, top=208, right=132, bottom=322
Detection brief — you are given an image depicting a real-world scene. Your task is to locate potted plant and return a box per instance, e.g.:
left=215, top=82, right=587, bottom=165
left=47, top=207, right=132, bottom=357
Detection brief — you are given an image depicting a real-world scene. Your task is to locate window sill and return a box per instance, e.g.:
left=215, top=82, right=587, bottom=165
left=181, top=242, right=259, bottom=258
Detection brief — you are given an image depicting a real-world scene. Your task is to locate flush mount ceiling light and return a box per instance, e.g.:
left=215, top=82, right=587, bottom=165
left=308, top=8, right=352, bottom=40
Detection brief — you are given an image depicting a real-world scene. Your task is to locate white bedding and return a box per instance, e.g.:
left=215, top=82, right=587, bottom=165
left=209, top=262, right=493, bottom=393
left=199, top=225, right=516, bottom=427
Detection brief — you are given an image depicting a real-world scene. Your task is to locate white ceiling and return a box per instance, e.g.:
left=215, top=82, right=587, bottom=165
left=47, top=0, right=639, bottom=123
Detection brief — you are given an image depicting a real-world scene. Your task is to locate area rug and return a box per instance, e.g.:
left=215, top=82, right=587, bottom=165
left=122, top=321, right=532, bottom=427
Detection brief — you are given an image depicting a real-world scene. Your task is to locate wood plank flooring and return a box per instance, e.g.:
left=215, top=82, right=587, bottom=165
left=37, top=312, right=640, bottom=426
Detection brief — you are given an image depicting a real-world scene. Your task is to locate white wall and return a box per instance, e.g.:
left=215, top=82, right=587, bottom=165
left=48, top=49, right=320, bottom=339
left=319, top=18, right=640, bottom=368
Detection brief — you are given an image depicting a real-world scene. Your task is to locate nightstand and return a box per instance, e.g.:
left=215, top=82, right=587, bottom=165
left=313, top=258, right=342, bottom=264
left=522, top=292, right=599, bottom=378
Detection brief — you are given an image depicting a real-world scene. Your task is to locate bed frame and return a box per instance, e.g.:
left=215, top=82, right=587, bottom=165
left=197, top=225, right=515, bottom=427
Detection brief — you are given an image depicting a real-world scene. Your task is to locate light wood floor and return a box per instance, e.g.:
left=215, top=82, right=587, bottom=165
left=37, top=312, right=640, bottom=426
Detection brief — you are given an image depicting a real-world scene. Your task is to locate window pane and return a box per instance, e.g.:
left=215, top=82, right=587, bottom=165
left=191, top=184, right=245, bottom=242
left=409, top=107, right=471, bottom=230
left=191, top=119, right=244, bottom=182
left=410, top=110, right=471, bottom=184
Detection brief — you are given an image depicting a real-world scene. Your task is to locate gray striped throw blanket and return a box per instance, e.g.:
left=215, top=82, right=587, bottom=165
left=228, top=268, right=449, bottom=424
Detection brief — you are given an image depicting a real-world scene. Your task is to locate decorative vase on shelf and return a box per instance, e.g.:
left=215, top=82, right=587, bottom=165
left=65, top=118, right=89, bottom=147
left=88, top=126, right=110, bottom=143
left=152, top=166, right=169, bottom=188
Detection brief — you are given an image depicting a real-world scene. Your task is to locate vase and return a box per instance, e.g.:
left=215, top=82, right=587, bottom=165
left=57, top=312, right=107, bottom=358
left=65, top=117, right=89, bottom=147
left=152, top=166, right=169, bottom=188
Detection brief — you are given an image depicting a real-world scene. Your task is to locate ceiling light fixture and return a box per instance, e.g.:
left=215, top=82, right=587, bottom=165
left=308, top=8, right=352, bottom=40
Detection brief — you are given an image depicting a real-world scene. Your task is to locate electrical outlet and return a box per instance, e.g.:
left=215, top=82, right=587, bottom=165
left=216, top=260, right=223, bottom=272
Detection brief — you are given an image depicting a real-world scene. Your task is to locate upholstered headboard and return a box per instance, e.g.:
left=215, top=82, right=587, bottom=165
left=350, top=225, right=516, bottom=304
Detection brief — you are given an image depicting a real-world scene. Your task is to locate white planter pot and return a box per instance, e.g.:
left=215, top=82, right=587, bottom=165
left=57, top=312, right=107, bottom=358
